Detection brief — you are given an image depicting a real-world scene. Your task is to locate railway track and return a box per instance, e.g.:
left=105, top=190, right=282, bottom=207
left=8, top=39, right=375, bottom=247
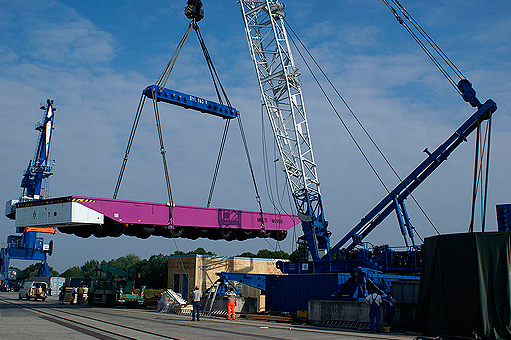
left=0, top=294, right=417, bottom=340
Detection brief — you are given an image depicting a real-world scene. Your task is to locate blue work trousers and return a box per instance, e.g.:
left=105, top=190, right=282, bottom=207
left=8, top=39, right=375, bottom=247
left=192, top=301, right=200, bottom=320
left=369, top=303, right=381, bottom=332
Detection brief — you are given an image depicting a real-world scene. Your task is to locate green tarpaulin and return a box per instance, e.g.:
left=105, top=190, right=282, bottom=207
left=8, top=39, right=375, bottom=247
left=415, top=232, right=511, bottom=339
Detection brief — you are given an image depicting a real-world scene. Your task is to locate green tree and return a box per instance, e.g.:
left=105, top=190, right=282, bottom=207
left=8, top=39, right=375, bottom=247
left=187, top=247, right=216, bottom=256
left=171, top=247, right=216, bottom=256
left=80, top=259, right=100, bottom=277
left=17, top=263, right=59, bottom=280
left=289, top=249, right=300, bottom=261
left=237, top=249, right=290, bottom=259
left=107, top=254, right=141, bottom=271
left=60, top=266, right=82, bottom=278
left=256, top=249, right=289, bottom=259
left=135, top=254, right=168, bottom=289
left=238, top=251, right=257, bottom=258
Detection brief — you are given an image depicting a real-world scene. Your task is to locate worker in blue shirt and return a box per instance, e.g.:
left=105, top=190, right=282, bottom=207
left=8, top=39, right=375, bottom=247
left=365, top=290, right=382, bottom=333
left=385, top=292, right=397, bottom=332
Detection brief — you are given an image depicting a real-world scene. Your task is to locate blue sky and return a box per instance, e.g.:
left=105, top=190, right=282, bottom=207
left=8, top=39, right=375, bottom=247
left=1, top=0, right=510, bottom=272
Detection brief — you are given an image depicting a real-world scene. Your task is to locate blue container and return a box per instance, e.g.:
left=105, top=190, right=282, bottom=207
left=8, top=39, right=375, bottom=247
left=265, top=273, right=341, bottom=313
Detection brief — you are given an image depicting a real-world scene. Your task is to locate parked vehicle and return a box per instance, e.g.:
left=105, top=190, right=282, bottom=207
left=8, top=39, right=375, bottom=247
left=88, top=264, right=144, bottom=308
left=18, top=281, right=47, bottom=301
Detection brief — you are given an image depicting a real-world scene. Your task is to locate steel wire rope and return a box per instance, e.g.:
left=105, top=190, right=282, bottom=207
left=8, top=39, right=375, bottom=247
left=150, top=24, right=197, bottom=220
left=192, top=24, right=233, bottom=208
left=193, top=24, right=267, bottom=231
left=113, top=22, right=195, bottom=272
left=284, top=28, right=389, bottom=193
left=152, top=23, right=193, bottom=223
left=237, top=113, right=266, bottom=224
left=468, top=120, right=492, bottom=232
left=390, top=0, right=465, bottom=80
left=382, top=0, right=463, bottom=96
left=261, top=104, right=280, bottom=213
left=477, top=123, right=491, bottom=230
left=284, top=19, right=441, bottom=237
left=114, top=23, right=193, bottom=202
left=468, top=121, right=481, bottom=233
left=261, top=108, right=300, bottom=252
left=113, top=94, right=146, bottom=199
left=158, top=23, right=194, bottom=88
left=207, top=120, right=231, bottom=207
left=195, top=25, right=225, bottom=105
left=261, top=102, right=296, bottom=218
left=385, top=0, right=499, bottom=235
left=151, top=91, right=174, bottom=211
left=481, top=117, right=492, bottom=232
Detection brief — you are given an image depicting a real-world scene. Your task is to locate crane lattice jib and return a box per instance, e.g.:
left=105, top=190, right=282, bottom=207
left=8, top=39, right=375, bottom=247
left=240, top=1, right=329, bottom=259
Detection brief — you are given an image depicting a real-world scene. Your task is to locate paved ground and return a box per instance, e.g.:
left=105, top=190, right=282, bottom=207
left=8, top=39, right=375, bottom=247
left=0, top=292, right=422, bottom=340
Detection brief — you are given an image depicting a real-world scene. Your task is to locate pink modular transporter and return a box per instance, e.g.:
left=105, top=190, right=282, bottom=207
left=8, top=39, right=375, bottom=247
left=15, top=196, right=299, bottom=241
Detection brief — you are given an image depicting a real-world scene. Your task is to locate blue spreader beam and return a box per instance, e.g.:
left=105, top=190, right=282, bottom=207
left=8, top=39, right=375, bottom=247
left=143, top=85, right=239, bottom=119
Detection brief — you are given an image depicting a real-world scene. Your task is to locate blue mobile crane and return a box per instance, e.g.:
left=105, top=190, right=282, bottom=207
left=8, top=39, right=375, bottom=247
left=1, top=100, right=57, bottom=290
left=238, top=0, right=497, bottom=300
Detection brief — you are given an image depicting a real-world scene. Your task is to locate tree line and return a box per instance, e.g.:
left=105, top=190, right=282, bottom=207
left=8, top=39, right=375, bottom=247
left=13, top=247, right=298, bottom=289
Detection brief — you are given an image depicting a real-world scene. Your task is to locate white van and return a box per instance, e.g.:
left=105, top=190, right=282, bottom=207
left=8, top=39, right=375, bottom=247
left=18, top=281, right=48, bottom=301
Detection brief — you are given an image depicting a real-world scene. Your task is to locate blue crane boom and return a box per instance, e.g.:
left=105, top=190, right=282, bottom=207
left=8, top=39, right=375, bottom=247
left=325, top=98, right=497, bottom=259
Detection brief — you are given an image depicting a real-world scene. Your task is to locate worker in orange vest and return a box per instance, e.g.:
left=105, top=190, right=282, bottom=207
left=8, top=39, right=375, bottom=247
left=226, top=287, right=237, bottom=320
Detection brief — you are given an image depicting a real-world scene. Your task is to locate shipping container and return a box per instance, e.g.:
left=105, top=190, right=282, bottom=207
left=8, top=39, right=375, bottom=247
left=391, top=279, right=420, bottom=304
left=265, top=273, right=342, bottom=313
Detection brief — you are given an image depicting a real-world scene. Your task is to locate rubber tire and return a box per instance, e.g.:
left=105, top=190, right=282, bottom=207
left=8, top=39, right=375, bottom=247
left=88, top=293, right=96, bottom=306
left=220, top=229, right=235, bottom=241
left=126, top=301, right=137, bottom=309
left=271, top=230, right=288, bottom=241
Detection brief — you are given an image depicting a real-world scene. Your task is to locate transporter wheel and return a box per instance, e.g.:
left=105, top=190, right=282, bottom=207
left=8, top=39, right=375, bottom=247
left=169, top=226, right=185, bottom=238
left=134, top=226, right=154, bottom=239
left=58, top=227, right=75, bottom=234
left=271, top=230, right=287, bottom=241
left=92, top=225, right=109, bottom=238
left=74, top=227, right=93, bottom=238
left=182, top=228, right=199, bottom=240
left=235, top=230, right=254, bottom=241
left=206, top=229, right=221, bottom=240
left=259, top=230, right=272, bottom=238
left=220, top=229, right=235, bottom=241
left=108, top=225, right=124, bottom=237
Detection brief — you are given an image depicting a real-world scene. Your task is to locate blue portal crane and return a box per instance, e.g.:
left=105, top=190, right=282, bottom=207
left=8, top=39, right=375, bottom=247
left=1, top=100, right=57, bottom=290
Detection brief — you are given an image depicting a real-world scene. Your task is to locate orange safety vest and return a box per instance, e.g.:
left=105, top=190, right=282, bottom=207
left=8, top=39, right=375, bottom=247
left=227, top=291, right=236, bottom=302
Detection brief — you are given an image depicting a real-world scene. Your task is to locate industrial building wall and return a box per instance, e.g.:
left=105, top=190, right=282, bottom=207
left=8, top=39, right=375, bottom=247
left=167, top=255, right=283, bottom=302
left=415, top=232, right=511, bottom=339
